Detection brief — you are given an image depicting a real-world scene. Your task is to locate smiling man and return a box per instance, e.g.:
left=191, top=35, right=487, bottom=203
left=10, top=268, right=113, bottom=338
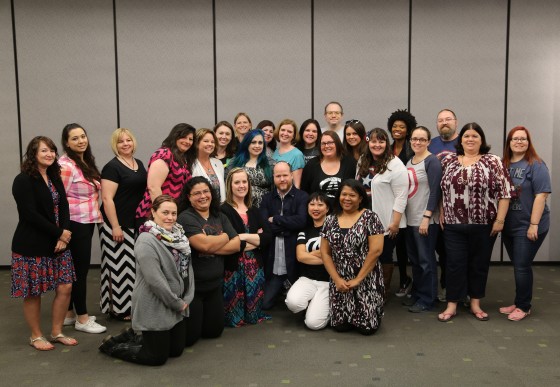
left=322, top=101, right=345, bottom=140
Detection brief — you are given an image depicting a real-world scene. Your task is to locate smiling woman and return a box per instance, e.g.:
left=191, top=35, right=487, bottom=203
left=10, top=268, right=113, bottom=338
left=192, top=128, right=226, bottom=202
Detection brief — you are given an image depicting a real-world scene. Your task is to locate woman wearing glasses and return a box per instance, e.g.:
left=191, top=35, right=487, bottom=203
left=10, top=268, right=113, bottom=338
left=300, top=131, right=356, bottom=202
left=343, top=120, right=367, bottom=161
left=500, top=126, right=550, bottom=321
left=403, top=127, right=442, bottom=313
left=177, top=177, right=240, bottom=346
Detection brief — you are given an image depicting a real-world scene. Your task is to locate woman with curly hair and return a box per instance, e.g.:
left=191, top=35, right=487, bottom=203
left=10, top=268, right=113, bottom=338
left=356, top=128, right=408, bottom=302
left=227, top=129, right=273, bottom=208
left=12, top=136, right=77, bottom=350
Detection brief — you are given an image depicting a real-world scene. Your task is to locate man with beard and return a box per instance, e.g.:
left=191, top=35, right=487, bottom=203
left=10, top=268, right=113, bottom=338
left=428, top=108, right=460, bottom=303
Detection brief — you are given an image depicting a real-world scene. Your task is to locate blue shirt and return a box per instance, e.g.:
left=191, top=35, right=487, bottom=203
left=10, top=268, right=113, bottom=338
left=428, top=136, right=458, bottom=160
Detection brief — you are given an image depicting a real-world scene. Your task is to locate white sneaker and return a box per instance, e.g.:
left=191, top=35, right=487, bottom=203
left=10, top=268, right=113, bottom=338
left=75, top=318, right=106, bottom=334
left=64, top=315, right=96, bottom=326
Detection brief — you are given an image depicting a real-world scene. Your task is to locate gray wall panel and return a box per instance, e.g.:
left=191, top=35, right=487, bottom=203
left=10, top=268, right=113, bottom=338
left=314, top=0, right=409, bottom=129
left=507, top=0, right=560, bottom=261
left=215, top=0, right=311, bottom=126
left=410, top=0, right=508, bottom=261
left=117, top=0, right=214, bottom=163
left=1, top=0, right=21, bottom=265
left=16, top=0, right=117, bottom=264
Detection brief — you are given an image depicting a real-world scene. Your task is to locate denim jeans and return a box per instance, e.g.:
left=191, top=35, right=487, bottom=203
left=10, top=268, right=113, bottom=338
left=502, top=231, right=548, bottom=312
left=443, top=224, right=496, bottom=302
left=406, top=224, right=438, bottom=308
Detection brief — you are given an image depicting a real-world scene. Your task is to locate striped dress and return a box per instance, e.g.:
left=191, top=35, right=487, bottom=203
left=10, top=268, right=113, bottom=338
left=135, top=147, right=191, bottom=219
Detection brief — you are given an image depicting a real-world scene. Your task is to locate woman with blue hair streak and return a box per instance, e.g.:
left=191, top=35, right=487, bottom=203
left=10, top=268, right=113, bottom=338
left=227, top=129, right=273, bottom=208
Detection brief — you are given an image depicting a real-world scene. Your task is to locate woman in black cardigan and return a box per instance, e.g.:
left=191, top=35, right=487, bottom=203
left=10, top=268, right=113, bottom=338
left=221, top=167, right=272, bottom=327
left=11, top=136, right=77, bottom=350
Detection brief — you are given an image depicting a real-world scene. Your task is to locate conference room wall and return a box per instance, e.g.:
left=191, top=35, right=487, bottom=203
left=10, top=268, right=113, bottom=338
left=0, top=0, right=21, bottom=266
left=2, top=1, right=558, bottom=265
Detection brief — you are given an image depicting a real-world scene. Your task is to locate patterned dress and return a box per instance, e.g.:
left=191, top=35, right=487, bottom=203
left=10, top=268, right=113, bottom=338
left=11, top=179, right=75, bottom=298
left=321, top=210, right=385, bottom=332
left=223, top=213, right=269, bottom=327
left=245, top=166, right=271, bottom=208
left=136, top=147, right=191, bottom=219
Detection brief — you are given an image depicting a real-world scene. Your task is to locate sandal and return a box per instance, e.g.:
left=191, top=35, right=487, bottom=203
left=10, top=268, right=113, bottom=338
left=29, top=336, right=55, bottom=351
left=507, top=308, right=530, bottom=322
left=471, top=310, right=489, bottom=321
left=499, top=305, right=516, bottom=315
left=437, top=311, right=456, bottom=322
left=109, top=312, right=132, bottom=322
left=50, top=333, right=78, bottom=346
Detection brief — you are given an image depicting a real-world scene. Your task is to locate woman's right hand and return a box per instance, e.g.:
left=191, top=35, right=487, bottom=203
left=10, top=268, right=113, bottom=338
left=182, top=303, right=189, bottom=312
left=334, top=277, right=350, bottom=292
left=60, top=229, right=72, bottom=244
left=112, top=226, right=124, bottom=243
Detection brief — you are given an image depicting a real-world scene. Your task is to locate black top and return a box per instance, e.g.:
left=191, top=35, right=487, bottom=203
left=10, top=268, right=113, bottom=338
left=178, top=207, right=238, bottom=292
left=297, top=225, right=329, bottom=282
left=300, top=156, right=357, bottom=200
left=220, top=203, right=272, bottom=271
left=12, top=172, right=70, bottom=256
left=100, top=157, right=147, bottom=228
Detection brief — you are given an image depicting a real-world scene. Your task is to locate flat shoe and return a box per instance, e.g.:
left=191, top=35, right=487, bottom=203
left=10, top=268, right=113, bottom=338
left=499, top=305, right=516, bottom=315
left=508, top=308, right=530, bottom=322
left=472, top=310, right=489, bottom=321
left=50, top=333, right=78, bottom=346
left=29, top=336, right=55, bottom=351
left=438, top=311, right=456, bottom=322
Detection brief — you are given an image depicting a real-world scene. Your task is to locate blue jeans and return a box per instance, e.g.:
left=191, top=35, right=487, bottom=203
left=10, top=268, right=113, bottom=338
left=406, top=224, right=438, bottom=308
left=443, top=224, right=496, bottom=302
left=502, top=231, right=548, bottom=312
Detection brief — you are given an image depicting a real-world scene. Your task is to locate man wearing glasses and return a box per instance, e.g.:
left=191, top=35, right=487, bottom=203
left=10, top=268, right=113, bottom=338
left=428, top=108, right=460, bottom=303
left=322, top=101, right=345, bottom=140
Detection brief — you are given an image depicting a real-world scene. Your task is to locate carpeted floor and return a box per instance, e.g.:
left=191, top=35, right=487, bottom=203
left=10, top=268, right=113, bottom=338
left=1, top=264, right=559, bottom=387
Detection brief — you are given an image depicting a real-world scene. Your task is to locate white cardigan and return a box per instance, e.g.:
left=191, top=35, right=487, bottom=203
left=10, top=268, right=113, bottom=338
left=191, top=157, right=226, bottom=203
left=370, top=157, right=408, bottom=232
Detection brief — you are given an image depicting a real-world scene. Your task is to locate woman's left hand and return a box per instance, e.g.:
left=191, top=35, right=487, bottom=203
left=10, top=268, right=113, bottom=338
left=54, top=240, right=67, bottom=253
left=491, top=221, right=504, bottom=236
left=527, top=224, right=539, bottom=241
left=346, top=278, right=362, bottom=289
left=387, top=223, right=399, bottom=239
left=419, top=218, right=430, bottom=236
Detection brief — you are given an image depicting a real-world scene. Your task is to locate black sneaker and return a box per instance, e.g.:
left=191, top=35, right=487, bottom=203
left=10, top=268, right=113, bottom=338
left=401, top=297, right=416, bottom=307
left=408, top=302, right=430, bottom=313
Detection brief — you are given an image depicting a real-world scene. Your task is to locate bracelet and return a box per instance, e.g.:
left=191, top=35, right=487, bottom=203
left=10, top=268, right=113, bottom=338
left=423, top=215, right=431, bottom=219
left=494, top=219, right=505, bottom=224
left=530, top=223, right=539, bottom=226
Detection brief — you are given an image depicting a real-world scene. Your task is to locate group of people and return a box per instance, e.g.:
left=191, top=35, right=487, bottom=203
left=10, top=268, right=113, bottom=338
left=10, top=102, right=551, bottom=365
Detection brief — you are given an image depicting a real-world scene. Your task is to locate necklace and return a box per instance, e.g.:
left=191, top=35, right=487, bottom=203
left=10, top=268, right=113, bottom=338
left=119, top=157, right=137, bottom=172
left=200, top=160, right=213, bottom=173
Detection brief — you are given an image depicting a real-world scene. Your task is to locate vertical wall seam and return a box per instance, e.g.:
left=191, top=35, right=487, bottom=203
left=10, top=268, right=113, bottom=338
left=113, top=0, right=120, bottom=128
left=311, top=0, right=314, bottom=119
left=407, top=0, right=412, bottom=111
left=212, top=0, right=217, bottom=124
left=11, top=0, right=22, bottom=161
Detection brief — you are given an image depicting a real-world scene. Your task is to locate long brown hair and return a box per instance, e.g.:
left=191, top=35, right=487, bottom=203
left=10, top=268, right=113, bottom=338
left=503, top=126, right=542, bottom=168
left=225, top=167, right=253, bottom=208
left=21, top=136, right=61, bottom=179
left=61, top=123, right=100, bottom=182
left=357, top=128, right=394, bottom=177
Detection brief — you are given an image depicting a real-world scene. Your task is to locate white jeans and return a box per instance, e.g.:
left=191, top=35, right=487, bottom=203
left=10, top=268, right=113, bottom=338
left=285, top=277, right=330, bottom=330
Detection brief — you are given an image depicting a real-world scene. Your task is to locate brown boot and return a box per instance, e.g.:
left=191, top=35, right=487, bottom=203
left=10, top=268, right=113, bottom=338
left=382, top=264, right=394, bottom=304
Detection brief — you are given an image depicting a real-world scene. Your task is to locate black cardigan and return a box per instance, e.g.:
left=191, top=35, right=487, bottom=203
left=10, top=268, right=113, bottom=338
left=11, top=172, right=70, bottom=256
left=220, top=203, right=272, bottom=272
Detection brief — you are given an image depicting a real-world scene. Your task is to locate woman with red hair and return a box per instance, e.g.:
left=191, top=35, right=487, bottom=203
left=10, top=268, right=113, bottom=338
left=500, top=126, right=551, bottom=321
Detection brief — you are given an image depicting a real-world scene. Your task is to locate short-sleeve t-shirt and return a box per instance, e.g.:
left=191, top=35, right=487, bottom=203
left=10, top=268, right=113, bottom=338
left=272, top=147, right=305, bottom=171
left=297, top=225, right=329, bottom=282
left=177, top=207, right=237, bottom=292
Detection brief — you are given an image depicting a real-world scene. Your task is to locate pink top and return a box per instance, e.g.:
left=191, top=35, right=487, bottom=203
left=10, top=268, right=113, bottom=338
left=59, top=155, right=103, bottom=224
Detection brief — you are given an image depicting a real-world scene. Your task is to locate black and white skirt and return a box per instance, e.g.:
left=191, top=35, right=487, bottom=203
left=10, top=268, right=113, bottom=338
left=98, top=223, right=136, bottom=315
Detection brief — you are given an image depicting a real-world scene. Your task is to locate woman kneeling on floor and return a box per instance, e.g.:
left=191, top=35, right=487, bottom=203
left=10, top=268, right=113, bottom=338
left=99, top=195, right=194, bottom=365
left=285, top=191, right=331, bottom=330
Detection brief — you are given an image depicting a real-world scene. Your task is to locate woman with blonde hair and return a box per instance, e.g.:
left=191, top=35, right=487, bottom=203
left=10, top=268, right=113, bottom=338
left=271, top=119, right=305, bottom=187
left=99, top=128, right=147, bottom=321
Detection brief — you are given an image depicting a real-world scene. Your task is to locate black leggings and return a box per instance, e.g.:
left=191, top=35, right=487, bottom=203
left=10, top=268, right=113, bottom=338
left=68, top=221, right=95, bottom=315
left=184, top=286, right=224, bottom=347
left=136, top=319, right=186, bottom=366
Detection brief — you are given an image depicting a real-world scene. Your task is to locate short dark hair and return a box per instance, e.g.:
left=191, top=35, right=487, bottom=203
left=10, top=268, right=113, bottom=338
left=332, top=179, right=368, bottom=215
left=324, top=101, right=343, bottom=114
left=296, top=118, right=322, bottom=152
left=455, top=122, right=491, bottom=155
left=387, top=109, right=417, bottom=140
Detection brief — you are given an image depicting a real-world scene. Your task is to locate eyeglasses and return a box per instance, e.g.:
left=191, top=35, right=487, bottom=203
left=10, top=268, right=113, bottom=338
left=326, top=111, right=342, bottom=116
left=437, top=117, right=456, bottom=124
left=410, top=138, right=429, bottom=143
left=345, top=119, right=360, bottom=125
left=320, top=141, right=335, bottom=147
left=190, top=189, right=211, bottom=197
left=511, top=137, right=528, bottom=143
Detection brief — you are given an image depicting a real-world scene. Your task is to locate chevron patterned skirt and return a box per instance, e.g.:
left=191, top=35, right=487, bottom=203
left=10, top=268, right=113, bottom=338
left=98, top=223, right=136, bottom=316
